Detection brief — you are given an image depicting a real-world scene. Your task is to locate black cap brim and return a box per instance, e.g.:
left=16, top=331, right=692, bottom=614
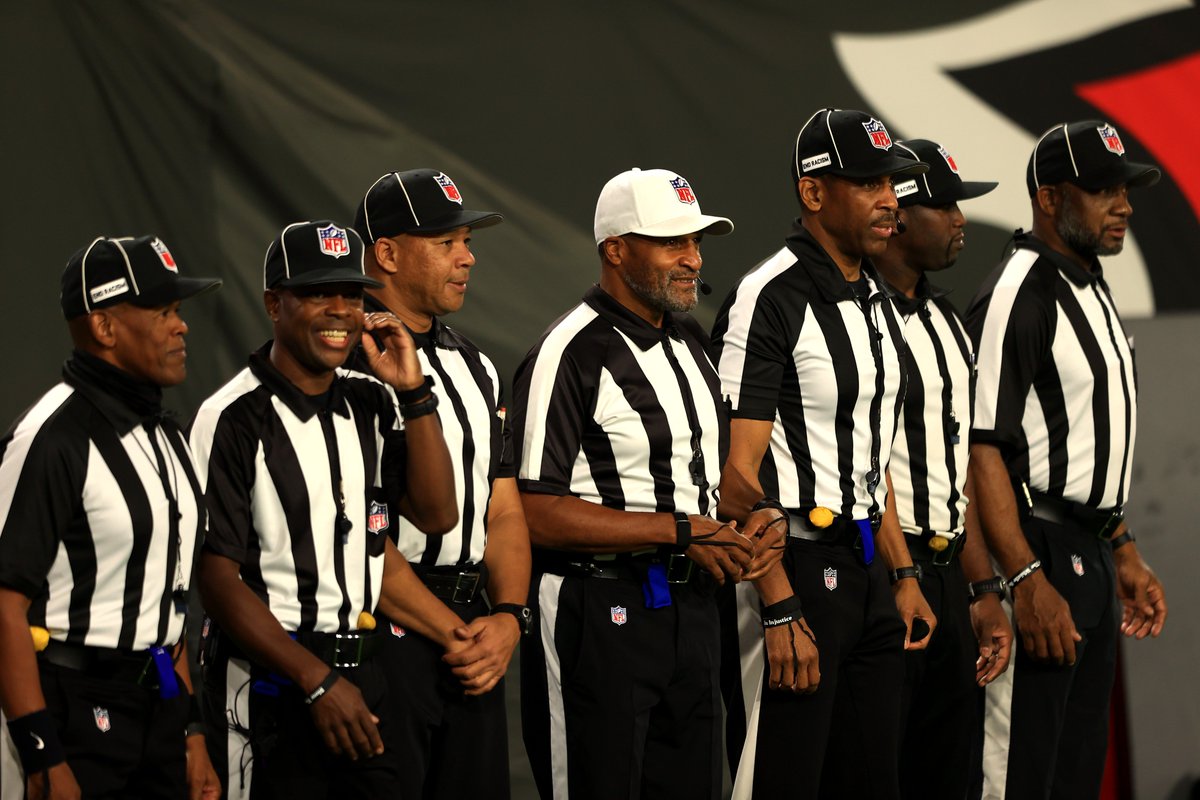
left=1075, top=160, right=1161, bottom=191
left=831, top=155, right=930, bottom=179
left=407, top=209, right=504, bottom=235
left=913, top=180, right=999, bottom=207
left=272, top=268, right=384, bottom=290
left=128, top=276, right=223, bottom=309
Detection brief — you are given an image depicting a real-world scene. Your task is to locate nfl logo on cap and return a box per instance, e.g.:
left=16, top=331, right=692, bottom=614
left=151, top=238, right=178, bottom=272
left=433, top=172, right=463, bottom=204
left=862, top=118, right=892, bottom=150
left=1097, top=124, right=1125, bottom=155
left=610, top=606, right=627, bottom=626
left=317, top=224, right=350, bottom=259
left=824, top=567, right=838, bottom=591
left=937, top=145, right=959, bottom=174
left=670, top=176, right=697, bottom=204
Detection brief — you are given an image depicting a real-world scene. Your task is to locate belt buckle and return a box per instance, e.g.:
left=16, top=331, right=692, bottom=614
left=333, top=633, right=364, bottom=669
left=665, top=553, right=693, bottom=584
left=451, top=571, right=478, bottom=604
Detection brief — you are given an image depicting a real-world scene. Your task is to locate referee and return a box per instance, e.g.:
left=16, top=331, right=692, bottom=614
left=968, top=120, right=1167, bottom=799
left=189, top=221, right=460, bottom=799
left=511, top=168, right=770, bottom=800
left=351, top=169, right=531, bottom=799
left=0, top=235, right=220, bottom=799
left=711, top=108, right=928, bottom=799
left=873, top=138, right=1013, bottom=799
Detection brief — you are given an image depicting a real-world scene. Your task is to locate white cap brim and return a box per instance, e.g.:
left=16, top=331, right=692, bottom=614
left=600, top=214, right=734, bottom=244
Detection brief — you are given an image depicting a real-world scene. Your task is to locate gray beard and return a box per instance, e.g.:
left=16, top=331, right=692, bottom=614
left=1057, top=200, right=1123, bottom=259
left=622, top=271, right=697, bottom=314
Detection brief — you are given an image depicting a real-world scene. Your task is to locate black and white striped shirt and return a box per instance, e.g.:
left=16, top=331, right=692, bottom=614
left=887, top=279, right=973, bottom=541
left=512, top=286, right=726, bottom=518
left=967, top=232, right=1137, bottom=510
left=356, top=296, right=513, bottom=568
left=0, top=353, right=203, bottom=650
left=712, top=223, right=907, bottom=519
left=189, top=344, right=398, bottom=634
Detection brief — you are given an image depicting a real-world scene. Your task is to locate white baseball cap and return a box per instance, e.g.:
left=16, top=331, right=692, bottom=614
left=593, top=168, right=734, bottom=245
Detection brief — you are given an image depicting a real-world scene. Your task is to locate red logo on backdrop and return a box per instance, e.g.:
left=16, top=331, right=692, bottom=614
left=433, top=172, right=463, bottom=204
left=862, top=118, right=892, bottom=149
left=316, top=224, right=350, bottom=259
left=1096, top=124, right=1125, bottom=155
left=937, top=145, right=960, bottom=174
left=670, top=176, right=697, bottom=204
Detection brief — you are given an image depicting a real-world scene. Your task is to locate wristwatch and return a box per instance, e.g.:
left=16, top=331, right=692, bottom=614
left=490, top=603, right=533, bottom=635
left=967, top=577, right=1007, bottom=602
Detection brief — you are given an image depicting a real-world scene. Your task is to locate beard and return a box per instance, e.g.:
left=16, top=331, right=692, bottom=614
left=1057, top=195, right=1123, bottom=258
left=622, top=265, right=698, bottom=314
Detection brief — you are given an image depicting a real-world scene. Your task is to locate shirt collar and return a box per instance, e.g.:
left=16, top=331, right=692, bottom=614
left=583, top=285, right=679, bottom=351
left=784, top=221, right=896, bottom=305
left=248, top=342, right=351, bottom=421
left=61, top=350, right=166, bottom=435
left=1014, top=229, right=1103, bottom=287
left=364, top=294, right=461, bottom=350
left=882, top=273, right=951, bottom=316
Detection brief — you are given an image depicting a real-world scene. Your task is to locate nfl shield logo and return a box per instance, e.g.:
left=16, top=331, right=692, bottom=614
left=824, top=567, right=838, bottom=591
left=433, top=172, right=463, bottom=204
left=1097, top=124, right=1125, bottom=155
left=938, top=145, right=959, bottom=174
left=93, top=706, right=111, bottom=733
left=861, top=118, right=892, bottom=150
left=670, top=176, right=697, bottom=204
left=610, top=605, right=627, bottom=626
left=316, top=224, right=350, bottom=259
left=150, top=237, right=178, bottom=272
left=367, top=501, right=389, bottom=535
left=1071, top=554, right=1085, bottom=576
left=390, top=622, right=406, bottom=639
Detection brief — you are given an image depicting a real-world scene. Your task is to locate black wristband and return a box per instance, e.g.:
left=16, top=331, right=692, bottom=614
left=673, top=512, right=692, bottom=550
left=889, top=565, right=923, bottom=584
left=400, top=393, right=440, bottom=421
left=8, top=709, right=66, bottom=773
left=761, top=595, right=804, bottom=628
left=1110, top=530, right=1136, bottom=550
left=304, top=670, right=340, bottom=706
left=968, top=577, right=1007, bottom=602
left=751, top=496, right=787, bottom=516
left=394, top=375, right=435, bottom=405
left=1007, top=559, right=1042, bottom=594
left=185, top=693, right=207, bottom=737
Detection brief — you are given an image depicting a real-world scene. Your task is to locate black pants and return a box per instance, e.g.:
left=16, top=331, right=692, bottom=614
left=983, top=517, right=1119, bottom=800
left=378, top=598, right=510, bottom=800
left=203, top=654, right=398, bottom=800
left=898, top=551, right=980, bottom=800
left=722, top=538, right=906, bottom=799
left=37, top=661, right=188, bottom=799
left=522, top=569, right=723, bottom=800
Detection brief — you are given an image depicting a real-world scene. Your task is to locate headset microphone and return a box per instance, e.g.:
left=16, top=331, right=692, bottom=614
left=697, top=277, right=712, bottom=296
left=895, top=219, right=907, bottom=235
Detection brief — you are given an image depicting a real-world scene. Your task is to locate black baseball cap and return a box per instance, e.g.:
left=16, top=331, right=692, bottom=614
left=1026, top=120, right=1160, bottom=196
left=791, top=108, right=929, bottom=183
left=263, top=220, right=383, bottom=290
left=354, top=169, right=503, bottom=243
left=891, top=139, right=998, bottom=207
left=60, top=235, right=221, bottom=319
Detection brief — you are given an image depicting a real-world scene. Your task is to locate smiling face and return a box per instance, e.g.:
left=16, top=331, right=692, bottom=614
left=1055, top=182, right=1132, bottom=259
left=105, top=301, right=190, bottom=387
left=599, top=232, right=704, bottom=325
left=266, top=283, right=364, bottom=393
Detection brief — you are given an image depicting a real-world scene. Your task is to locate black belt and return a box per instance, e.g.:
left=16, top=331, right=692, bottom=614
left=906, top=530, right=965, bottom=566
left=786, top=512, right=879, bottom=547
left=536, top=550, right=696, bottom=585
left=40, top=640, right=164, bottom=688
left=413, top=563, right=489, bottom=604
left=1024, top=487, right=1123, bottom=540
left=292, top=629, right=382, bottom=669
